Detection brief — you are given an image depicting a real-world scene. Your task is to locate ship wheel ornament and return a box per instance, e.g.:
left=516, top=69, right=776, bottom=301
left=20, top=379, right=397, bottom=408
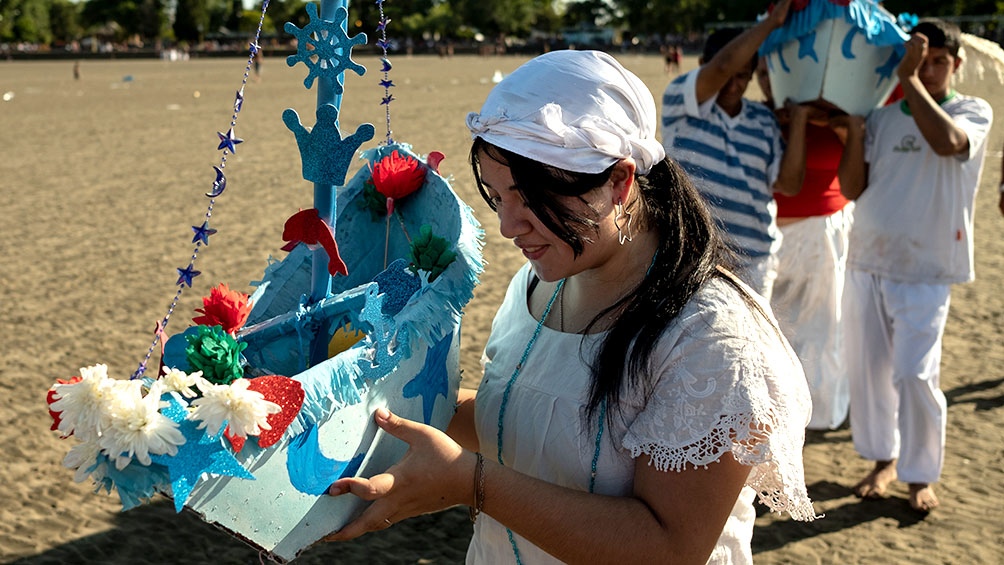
left=284, top=3, right=368, bottom=92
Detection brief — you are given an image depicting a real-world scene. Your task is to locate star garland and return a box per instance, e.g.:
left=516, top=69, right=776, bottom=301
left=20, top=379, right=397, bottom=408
left=375, top=0, right=395, bottom=144
left=131, top=1, right=272, bottom=380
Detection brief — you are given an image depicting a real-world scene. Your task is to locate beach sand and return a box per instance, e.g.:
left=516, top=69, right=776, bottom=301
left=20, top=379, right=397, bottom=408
left=1, top=52, right=1002, bottom=564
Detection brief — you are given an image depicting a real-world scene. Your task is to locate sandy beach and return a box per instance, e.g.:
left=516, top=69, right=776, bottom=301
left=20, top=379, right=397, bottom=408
left=1, top=52, right=1002, bottom=564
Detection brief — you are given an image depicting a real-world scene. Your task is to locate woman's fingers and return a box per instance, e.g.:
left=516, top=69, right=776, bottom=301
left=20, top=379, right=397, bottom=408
left=321, top=505, right=396, bottom=542
left=373, top=407, right=429, bottom=444
left=328, top=471, right=396, bottom=499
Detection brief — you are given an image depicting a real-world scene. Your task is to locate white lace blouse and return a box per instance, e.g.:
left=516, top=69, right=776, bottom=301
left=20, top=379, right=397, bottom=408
left=468, top=264, right=815, bottom=564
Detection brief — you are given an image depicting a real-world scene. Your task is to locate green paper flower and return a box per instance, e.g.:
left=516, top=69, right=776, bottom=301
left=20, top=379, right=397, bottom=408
left=409, top=224, right=456, bottom=283
left=184, top=325, right=247, bottom=385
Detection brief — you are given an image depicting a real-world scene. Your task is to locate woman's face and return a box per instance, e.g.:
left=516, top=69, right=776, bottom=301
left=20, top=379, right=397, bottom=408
left=477, top=152, right=624, bottom=282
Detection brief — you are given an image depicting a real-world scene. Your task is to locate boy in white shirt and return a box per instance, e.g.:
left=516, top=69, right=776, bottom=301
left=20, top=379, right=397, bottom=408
left=838, top=19, right=993, bottom=512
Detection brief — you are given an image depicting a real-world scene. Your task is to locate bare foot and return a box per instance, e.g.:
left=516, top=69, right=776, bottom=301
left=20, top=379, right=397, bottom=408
left=908, top=483, right=939, bottom=513
left=853, top=460, right=897, bottom=499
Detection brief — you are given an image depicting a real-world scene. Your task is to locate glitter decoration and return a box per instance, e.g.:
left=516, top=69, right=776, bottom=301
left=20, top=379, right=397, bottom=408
left=284, top=3, right=368, bottom=92
left=150, top=395, right=254, bottom=513
left=246, top=376, right=305, bottom=448
left=283, top=104, right=375, bottom=186
left=372, top=259, right=421, bottom=317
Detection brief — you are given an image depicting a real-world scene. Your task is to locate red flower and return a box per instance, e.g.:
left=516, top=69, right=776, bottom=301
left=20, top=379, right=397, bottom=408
left=193, top=283, right=252, bottom=334
left=371, top=150, right=426, bottom=214
left=47, top=376, right=82, bottom=433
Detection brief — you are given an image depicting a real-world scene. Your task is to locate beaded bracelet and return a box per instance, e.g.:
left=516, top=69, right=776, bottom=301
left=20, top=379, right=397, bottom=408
left=469, top=452, right=485, bottom=523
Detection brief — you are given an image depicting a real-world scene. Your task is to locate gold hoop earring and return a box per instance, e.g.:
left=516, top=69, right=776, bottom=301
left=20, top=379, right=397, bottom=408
left=614, top=200, right=633, bottom=245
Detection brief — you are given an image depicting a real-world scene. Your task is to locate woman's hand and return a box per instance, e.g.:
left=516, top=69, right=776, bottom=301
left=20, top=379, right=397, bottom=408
left=321, top=408, right=477, bottom=542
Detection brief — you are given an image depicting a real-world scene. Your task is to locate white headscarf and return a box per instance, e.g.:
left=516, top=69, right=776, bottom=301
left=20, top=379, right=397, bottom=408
left=466, top=50, right=665, bottom=175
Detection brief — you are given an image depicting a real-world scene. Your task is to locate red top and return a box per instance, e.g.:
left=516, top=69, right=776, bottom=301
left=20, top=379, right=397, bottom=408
left=884, top=83, right=904, bottom=105
left=775, top=124, right=849, bottom=218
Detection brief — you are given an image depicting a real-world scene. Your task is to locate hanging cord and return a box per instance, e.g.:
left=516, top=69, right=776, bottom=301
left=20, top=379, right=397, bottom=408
left=132, top=0, right=272, bottom=379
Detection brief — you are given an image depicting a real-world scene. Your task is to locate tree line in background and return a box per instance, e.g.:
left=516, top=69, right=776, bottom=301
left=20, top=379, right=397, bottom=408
left=2, top=0, right=1002, bottom=51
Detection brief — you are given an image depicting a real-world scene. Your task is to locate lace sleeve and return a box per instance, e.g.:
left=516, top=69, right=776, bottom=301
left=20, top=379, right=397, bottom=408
left=621, top=282, right=817, bottom=521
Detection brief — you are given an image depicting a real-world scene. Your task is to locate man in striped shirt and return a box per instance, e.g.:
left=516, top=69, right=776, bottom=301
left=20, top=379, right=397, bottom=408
left=661, top=0, right=807, bottom=299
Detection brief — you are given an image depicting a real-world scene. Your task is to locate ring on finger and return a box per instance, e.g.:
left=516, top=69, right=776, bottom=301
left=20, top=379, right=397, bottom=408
left=383, top=518, right=393, bottom=526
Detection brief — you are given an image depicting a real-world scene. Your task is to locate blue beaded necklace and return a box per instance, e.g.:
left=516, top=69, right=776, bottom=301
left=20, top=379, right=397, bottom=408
left=495, top=277, right=607, bottom=564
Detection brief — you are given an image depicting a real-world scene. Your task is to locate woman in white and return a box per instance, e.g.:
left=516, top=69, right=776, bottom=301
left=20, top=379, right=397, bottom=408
left=324, top=49, right=816, bottom=564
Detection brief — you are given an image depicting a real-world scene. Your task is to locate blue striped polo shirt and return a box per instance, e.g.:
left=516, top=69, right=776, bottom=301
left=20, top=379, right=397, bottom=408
left=661, top=70, right=783, bottom=262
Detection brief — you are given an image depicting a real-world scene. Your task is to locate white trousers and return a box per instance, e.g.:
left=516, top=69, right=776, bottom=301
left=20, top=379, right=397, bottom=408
left=738, top=252, right=779, bottom=302
left=771, top=207, right=852, bottom=430
left=843, top=269, right=949, bottom=484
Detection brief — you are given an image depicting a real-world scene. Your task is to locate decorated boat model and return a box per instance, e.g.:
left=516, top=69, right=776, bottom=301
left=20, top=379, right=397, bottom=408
left=758, top=0, right=913, bottom=115
left=45, top=1, right=482, bottom=562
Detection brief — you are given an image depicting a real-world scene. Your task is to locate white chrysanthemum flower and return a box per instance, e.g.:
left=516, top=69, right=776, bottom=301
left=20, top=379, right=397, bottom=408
left=161, top=367, right=203, bottom=398
left=63, top=437, right=106, bottom=483
left=50, top=364, right=115, bottom=442
left=98, top=381, right=186, bottom=470
left=189, top=378, right=281, bottom=439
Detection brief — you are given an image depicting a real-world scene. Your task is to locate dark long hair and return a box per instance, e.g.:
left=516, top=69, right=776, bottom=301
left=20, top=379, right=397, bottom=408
left=471, top=138, right=740, bottom=420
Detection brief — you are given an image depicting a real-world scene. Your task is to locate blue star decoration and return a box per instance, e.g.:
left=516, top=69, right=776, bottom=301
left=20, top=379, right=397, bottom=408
left=234, top=89, right=244, bottom=113
left=151, top=395, right=254, bottom=512
left=207, top=165, right=227, bottom=198
left=284, top=3, right=368, bottom=93
left=192, top=221, right=217, bottom=245
left=402, top=333, right=452, bottom=425
left=217, top=127, right=243, bottom=153
left=283, top=103, right=375, bottom=185
left=176, top=264, right=201, bottom=287
left=797, top=30, right=818, bottom=63
left=357, top=284, right=400, bottom=383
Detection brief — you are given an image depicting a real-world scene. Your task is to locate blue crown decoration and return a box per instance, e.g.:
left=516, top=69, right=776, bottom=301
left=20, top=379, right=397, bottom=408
left=283, top=104, right=376, bottom=186
left=284, top=3, right=368, bottom=93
